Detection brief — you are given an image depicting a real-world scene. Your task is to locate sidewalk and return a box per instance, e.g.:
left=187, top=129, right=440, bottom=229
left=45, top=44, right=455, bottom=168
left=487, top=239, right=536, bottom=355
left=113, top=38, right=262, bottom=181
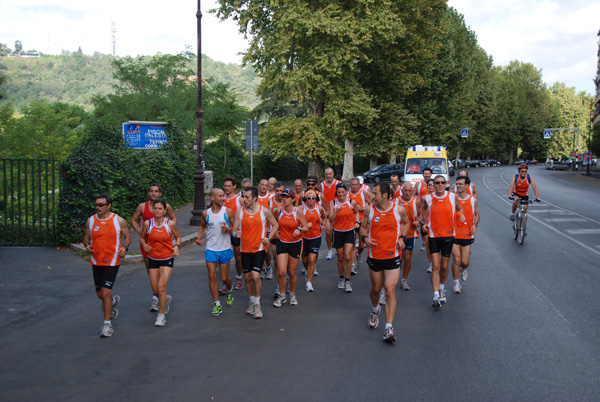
left=70, top=201, right=204, bottom=264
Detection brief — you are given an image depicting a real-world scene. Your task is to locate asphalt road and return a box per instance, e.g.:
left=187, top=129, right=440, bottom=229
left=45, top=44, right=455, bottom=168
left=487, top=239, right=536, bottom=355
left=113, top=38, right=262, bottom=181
left=1, top=165, right=599, bottom=401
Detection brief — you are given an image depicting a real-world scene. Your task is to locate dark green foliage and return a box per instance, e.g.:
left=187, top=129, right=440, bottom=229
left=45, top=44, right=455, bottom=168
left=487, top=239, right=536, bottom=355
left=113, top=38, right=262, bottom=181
left=58, top=121, right=194, bottom=244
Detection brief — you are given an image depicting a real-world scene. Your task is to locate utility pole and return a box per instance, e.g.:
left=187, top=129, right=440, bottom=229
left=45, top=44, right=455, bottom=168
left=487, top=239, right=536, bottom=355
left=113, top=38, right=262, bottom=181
left=111, top=22, right=117, bottom=56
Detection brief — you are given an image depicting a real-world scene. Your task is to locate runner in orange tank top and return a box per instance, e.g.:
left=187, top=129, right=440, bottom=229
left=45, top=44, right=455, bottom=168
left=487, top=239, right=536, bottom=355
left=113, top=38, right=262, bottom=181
left=360, top=182, right=409, bottom=343
left=349, top=177, right=372, bottom=275
left=257, top=179, right=274, bottom=279
left=300, top=189, right=326, bottom=291
left=130, top=183, right=176, bottom=311
left=395, top=182, right=422, bottom=291
left=451, top=176, right=480, bottom=295
left=269, top=181, right=286, bottom=297
left=320, top=167, right=339, bottom=260
left=84, top=194, right=131, bottom=338
left=140, top=199, right=182, bottom=327
left=329, top=182, right=360, bottom=293
left=273, top=189, right=308, bottom=307
left=231, top=187, right=279, bottom=319
left=421, top=175, right=465, bottom=309
left=223, top=176, right=244, bottom=291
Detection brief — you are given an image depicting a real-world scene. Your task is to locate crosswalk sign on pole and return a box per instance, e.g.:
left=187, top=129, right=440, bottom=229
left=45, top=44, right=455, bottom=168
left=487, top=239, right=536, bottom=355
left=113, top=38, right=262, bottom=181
left=543, top=130, right=551, bottom=139
left=461, top=129, right=469, bottom=138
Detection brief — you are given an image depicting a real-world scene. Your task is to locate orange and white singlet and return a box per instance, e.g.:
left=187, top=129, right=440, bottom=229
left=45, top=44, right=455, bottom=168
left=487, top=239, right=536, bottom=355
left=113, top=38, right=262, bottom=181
left=257, top=193, right=272, bottom=209
left=302, top=205, right=323, bottom=239
left=278, top=207, right=302, bottom=243
left=396, top=197, right=420, bottom=239
left=514, top=174, right=530, bottom=197
left=224, top=193, right=242, bottom=215
left=453, top=183, right=474, bottom=196
left=424, top=191, right=457, bottom=238
left=270, top=197, right=284, bottom=216
left=145, top=218, right=173, bottom=260
left=455, top=195, right=475, bottom=239
left=348, top=188, right=367, bottom=221
left=89, top=213, right=122, bottom=266
left=320, top=179, right=339, bottom=205
left=391, top=186, right=403, bottom=201
left=332, top=199, right=355, bottom=232
left=367, top=202, right=402, bottom=260
left=294, top=191, right=304, bottom=206
left=417, top=181, right=429, bottom=199
left=239, top=205, right=269, bottom=253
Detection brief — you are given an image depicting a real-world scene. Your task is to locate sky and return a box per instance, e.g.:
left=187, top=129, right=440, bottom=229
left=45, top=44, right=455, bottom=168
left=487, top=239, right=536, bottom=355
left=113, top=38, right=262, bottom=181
left=1, top=0, right=598, bottom=95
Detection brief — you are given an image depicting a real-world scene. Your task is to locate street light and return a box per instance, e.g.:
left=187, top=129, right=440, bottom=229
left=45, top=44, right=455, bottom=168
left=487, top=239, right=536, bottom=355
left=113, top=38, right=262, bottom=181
left=190, top=0, right=205, bottom=225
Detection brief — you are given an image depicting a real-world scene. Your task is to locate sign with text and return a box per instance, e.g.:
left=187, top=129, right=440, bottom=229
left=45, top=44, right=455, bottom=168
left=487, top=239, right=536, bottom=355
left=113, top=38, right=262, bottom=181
left=123, top=121, right=168, bottom=149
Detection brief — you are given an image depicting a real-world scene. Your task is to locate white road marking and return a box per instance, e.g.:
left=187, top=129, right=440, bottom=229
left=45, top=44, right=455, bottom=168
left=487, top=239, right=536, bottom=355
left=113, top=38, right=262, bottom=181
left=543, top=218, right=587, bottom=222
left=565, top=229, right=600, bottom=235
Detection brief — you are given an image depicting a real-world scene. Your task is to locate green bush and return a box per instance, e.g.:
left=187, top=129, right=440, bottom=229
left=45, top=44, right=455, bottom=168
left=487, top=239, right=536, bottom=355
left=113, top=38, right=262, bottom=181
left=57, top=120, right=195, bottom=244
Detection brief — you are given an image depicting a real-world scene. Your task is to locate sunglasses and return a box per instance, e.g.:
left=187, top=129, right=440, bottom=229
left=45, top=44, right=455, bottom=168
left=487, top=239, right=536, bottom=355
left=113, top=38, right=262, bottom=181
left=427, top=183, right=434, bottom=186
left=94, top=203, right=108, bottom=207
left=519, top=170, right=527, bottom=172
left=434, top=181, right=446, bottom=185
left=306, top=182, right=317, bottom=185
left=306, top=197, right=316, bottom=200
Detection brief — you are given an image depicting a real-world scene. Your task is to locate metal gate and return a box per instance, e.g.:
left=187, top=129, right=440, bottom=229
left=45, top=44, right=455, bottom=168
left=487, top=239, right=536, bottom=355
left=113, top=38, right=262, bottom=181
left=1, top=159, right=61, bottom=246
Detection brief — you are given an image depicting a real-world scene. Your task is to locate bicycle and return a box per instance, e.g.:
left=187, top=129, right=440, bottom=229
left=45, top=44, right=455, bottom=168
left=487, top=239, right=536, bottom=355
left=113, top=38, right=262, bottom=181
left=509, top=196, right=539, bottom=245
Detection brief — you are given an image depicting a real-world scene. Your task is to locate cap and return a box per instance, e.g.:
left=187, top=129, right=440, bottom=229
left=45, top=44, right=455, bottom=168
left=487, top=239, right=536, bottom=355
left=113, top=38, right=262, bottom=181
left=281, top=189, right=295, bottom=198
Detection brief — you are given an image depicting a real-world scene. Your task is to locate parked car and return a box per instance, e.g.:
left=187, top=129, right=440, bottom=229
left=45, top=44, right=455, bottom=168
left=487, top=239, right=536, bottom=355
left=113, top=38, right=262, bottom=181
left=467, top=160, right=481, bottom=168
left=452, top=159, right=468, bottom=169
left=486, top=159, right=500, bottom=166
left=545, top=160, right=570, bottom=170
left=479, top=160, right=490, bottom=167
left=363, top=163, right=404, bottom=183
left=513, top=159, right=528, bottom=165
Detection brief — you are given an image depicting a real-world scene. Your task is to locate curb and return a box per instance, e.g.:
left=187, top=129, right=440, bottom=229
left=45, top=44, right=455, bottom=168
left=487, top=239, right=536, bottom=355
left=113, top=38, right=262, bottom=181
left=70, top=232, right=198, bottom=265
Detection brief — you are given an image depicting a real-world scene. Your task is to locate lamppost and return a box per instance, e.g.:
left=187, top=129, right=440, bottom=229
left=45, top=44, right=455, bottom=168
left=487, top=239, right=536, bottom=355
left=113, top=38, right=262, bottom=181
left=190, top=0, right=205, bottom=225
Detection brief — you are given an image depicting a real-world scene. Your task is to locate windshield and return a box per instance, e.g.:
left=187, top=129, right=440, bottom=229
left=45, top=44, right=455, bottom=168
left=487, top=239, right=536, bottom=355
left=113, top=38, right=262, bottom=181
left=371, top=164, right=387, bottom=172
left=405, top=158, right=447, bottom=174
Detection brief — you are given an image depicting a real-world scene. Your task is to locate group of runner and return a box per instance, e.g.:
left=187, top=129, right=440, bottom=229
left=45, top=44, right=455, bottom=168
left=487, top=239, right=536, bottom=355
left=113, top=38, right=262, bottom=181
left=86, top=165, right=523, bottom=342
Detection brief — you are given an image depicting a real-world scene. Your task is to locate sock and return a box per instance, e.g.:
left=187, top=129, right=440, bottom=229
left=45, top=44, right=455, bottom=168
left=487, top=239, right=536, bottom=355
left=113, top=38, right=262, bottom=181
left=439, top=284, right=445, bottom=291
left=250, top=296, right=256, bottom=303
left=434, top=291, right=440, bottom=298
left=454, top=279, right=459, bottom=285
left=152, top=295, right=159, bottom=302
left=104, top=320, right=111, bottom=325
left=345, top=278, right=350, bottom=282
left=214, top=301, right=221, bottom=307
left=255, top=296, right=260, bottom=304
left=236, top=275, right=242, bottom=280
left=385, top=323, right=392, bottom=329
left=371, top=305, right=380, bottom=314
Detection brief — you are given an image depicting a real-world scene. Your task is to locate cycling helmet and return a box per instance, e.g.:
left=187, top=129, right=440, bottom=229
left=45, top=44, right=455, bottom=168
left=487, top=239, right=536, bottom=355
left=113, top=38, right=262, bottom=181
left=518, top=163, right=528, bottom=170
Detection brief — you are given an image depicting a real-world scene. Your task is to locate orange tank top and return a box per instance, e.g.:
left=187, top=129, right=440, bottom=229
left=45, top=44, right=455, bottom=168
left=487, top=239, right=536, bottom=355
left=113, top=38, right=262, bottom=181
left=224, top=194, right=241, bottom=215
left=455, top=195, right=475, bottom=239
left=278, top=207, right=301, bottom=243
left=367, top=202, right=402, bottom=260
left=145, top=218, right=173, bottom=260
left=89, top=213, right=122, bottom=266
left=302, top=205, right=322, bottom=239
left=333, top=199, right=355, bottom=232
left=239, top=205, right=268, bottom=253
left=320, top=179, right=339, bottom=205
left=396, top=197, right=419, bottom=238
left=348, top=189, right=366, bottom=221
left=257, top=193, right=272, bottom=209
left=418, top=181, right=429, bottom=199
left=424, top=192, right=456, bottom=238
left=514, top=175, right=530, bottom=197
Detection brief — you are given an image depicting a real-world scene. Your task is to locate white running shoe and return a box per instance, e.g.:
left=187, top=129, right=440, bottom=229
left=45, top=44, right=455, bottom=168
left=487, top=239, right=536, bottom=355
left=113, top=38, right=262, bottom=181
left=246, top=302, right=255, bottom=316
left=461, top=269, right=468, bottom=282
left=111, top=295, right=120, bottom=319
left=420, top=243, right=426, bottom=251
left=301, top=266, right=307, bottom=274
left=150, top=297, right=159, bottom=312
left=326, top=249, right=334, bottom=260
left=338, top=278, right=345, bottom=289
left=383, top=327, right=396, bottom=343
left=378, top=288, right=386, bottom=305
left=369, top=309, right=379, bottom=329
left=155, top=315, right=166, bottom=327
left=439, top=289, right=447, bottom=303
left=260, top=268, right=266, bottom=279
left=313, top=267, right=319, bottom=277
left=351, top=263, right=357, bottom=275
left=356, top=255, right=362, bottom=268
left=427, top=263, right=432, bottom=273
left=100, top=322, right=113, bottom=338
left=253, top=303, right=263, bottom=319
left=400, top=280, right=410, bottom=291
left=305, top=281, right=314, bottom=292
left=290, top=294, right=298, bottom=306
left=432, top=296, right=441, bottom=309
left=266, top=267, right=274, bottom=280
left=273, top=294, right=287, bottom=307
left=164, top=295, right=172, bottom=314
left=453, top=283, right=462, bottom=294
left=344, top=281, right=353, bottom=293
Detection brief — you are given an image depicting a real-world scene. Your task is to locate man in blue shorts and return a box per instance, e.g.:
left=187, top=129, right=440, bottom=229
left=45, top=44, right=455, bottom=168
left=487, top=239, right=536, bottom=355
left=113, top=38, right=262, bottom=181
left=196, top=188, right=235, bottom=316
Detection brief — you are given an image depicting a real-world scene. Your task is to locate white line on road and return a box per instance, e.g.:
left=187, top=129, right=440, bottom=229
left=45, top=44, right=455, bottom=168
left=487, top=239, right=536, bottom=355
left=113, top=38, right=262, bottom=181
left=565, top=229, right=600, bottom=235
left=543, top=218, right=588, bottom=222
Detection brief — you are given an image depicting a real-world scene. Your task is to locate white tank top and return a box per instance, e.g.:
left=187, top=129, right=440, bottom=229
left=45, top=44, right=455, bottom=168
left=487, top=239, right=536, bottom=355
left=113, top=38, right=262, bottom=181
left=205, top=206, right=233, bottom=252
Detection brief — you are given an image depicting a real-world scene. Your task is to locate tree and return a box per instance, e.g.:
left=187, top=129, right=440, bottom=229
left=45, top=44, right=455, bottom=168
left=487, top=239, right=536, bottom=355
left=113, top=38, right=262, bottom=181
left=14, top=40, right=22, bottom=55
left=0, top=43, right=11, bottom=57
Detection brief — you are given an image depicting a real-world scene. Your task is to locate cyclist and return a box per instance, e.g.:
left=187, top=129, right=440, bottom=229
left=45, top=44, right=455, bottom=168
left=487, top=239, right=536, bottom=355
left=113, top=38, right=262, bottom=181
left=509, top=163, right=540, bottom=220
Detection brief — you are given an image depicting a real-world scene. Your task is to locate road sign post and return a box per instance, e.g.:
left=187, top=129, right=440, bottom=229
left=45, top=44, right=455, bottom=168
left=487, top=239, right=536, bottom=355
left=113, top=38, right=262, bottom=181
left=246, top=120, right=258, bottom=184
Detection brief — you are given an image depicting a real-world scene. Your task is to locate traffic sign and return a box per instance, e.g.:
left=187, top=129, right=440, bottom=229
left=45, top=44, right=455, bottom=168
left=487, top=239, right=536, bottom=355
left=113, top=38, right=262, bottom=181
left=246, top=120, right=258, bottom=151
left=461, top=129, right=469, bottom=138
left=543, top=130, right=551, bottom=139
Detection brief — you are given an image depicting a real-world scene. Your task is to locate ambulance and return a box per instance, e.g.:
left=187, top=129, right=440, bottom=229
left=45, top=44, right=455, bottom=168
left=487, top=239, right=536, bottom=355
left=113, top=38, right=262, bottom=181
left=404, top=145, right=451, bottom=189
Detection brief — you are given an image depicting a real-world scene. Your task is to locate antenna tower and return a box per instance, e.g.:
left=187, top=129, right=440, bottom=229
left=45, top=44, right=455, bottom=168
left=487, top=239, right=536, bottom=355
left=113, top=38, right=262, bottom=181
left=111, top=21, right=117, bottom=56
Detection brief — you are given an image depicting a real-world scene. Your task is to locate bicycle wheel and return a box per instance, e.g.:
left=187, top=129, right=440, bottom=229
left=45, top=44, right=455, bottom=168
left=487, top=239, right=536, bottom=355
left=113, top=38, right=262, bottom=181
left=518, top=214, right=526, bottom=245
left=513, top=211, right=520, bottom=240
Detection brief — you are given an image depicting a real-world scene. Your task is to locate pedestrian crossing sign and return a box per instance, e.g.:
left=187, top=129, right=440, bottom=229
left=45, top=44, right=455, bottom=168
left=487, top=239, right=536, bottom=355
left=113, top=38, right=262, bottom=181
left=543, top=130, right=551, bottom=139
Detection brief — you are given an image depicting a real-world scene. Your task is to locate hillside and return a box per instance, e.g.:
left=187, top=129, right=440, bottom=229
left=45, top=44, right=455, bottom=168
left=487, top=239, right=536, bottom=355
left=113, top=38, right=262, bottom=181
left=0, top=50, right=261, bottom=111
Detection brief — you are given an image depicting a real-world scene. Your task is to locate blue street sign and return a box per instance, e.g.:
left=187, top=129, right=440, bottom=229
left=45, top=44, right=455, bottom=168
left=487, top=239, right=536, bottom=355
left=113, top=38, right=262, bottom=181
left=461, top=129, right=469, bottom=138
left=122, top=122, right=168, bottom=149
left=543, top=130, right=551, bottom=139
left=246, top=120, right=258, bottom=151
